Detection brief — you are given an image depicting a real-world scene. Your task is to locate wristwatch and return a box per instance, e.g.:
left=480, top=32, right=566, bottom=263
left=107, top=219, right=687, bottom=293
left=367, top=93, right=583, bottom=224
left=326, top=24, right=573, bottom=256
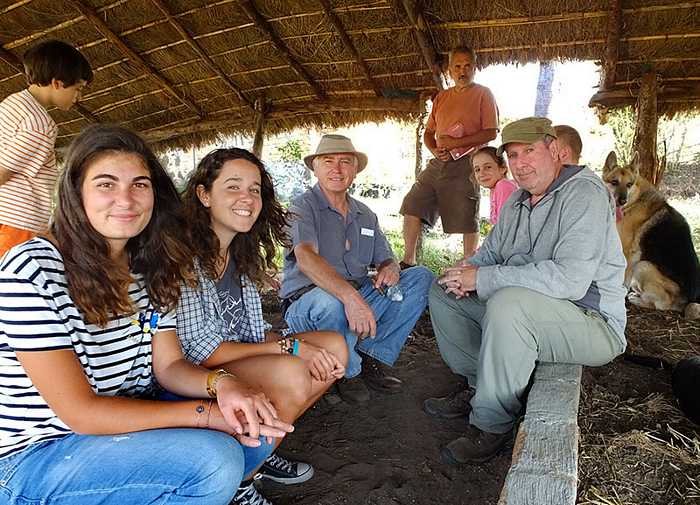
left=206, top=368, right=234, bottom=398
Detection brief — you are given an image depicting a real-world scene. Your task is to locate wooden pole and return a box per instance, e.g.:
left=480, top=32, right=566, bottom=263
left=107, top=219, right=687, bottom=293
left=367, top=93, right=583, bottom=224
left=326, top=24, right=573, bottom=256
left=399, top=0, right=444, bottom=91
left=252, top=98, right=266, bottom=158
left=632, top=72, right=660, bottom=184
left=602, top=0, right=622, bottom=90
left=414, top=103, right=427, bottom=178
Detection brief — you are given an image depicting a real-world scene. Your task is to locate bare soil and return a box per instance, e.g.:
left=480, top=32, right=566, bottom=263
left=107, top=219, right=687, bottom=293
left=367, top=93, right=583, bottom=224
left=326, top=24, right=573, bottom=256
left=257, top=295, right=700, bottom=505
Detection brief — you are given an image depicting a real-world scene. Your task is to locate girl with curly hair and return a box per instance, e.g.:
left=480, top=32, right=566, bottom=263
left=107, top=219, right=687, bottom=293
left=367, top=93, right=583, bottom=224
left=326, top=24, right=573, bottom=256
left=178, top=148, right=348, bottom=505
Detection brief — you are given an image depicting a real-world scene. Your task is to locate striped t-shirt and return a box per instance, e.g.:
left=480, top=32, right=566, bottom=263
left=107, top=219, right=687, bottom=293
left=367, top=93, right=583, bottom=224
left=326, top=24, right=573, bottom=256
left=0, top=238, right=175, bottom=459
left=0, top=90, right=58, bottom=233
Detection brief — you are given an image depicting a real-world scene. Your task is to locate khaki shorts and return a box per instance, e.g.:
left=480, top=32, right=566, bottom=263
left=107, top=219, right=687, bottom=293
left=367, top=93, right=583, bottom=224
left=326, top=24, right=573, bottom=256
left=400, top=157, right=480, bottom=233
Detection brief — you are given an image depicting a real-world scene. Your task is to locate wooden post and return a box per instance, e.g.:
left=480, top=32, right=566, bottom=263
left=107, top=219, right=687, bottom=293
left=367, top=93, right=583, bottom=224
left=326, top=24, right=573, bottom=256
left=252, top=98, right=266, bottom=158
left=414, top=104, right=427, bottom=179
left=602, top=0, right=622, bottom=90
left=632, top=71, right=660, bottom=184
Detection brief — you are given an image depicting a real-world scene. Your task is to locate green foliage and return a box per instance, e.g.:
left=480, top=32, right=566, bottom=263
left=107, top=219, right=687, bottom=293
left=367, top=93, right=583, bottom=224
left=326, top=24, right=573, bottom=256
left=385, top=229, right=462, bottom=275
left=275, top=139, right=304, bottom=162
left=606, top=107, right=636, bottom=164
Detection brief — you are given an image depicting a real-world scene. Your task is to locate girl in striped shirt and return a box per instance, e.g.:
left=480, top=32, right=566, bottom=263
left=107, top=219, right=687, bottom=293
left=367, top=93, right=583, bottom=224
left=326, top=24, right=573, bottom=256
left=0, top=125, right=292, bottom=505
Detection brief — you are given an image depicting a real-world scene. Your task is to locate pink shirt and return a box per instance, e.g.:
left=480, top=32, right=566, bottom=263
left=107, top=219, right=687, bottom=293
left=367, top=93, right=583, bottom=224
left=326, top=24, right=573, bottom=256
left=490, top=179, right=518, bottom=225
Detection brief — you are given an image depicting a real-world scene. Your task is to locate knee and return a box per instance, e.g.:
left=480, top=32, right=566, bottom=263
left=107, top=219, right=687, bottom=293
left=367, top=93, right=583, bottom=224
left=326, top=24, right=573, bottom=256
left=308, top=291, right=345, bottom=323
left=275, top=358, right=314, bottom=406
left=486, top=287, right=533, bottom=321
left=320, top=331, right=349, bottom=367
left=402, top=266, right=434, bottom=291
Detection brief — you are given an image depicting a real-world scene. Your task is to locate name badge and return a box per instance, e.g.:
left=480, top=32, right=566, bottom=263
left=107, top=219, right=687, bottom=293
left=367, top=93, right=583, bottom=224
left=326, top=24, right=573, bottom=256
left=361, top=227, right=374, bottom=237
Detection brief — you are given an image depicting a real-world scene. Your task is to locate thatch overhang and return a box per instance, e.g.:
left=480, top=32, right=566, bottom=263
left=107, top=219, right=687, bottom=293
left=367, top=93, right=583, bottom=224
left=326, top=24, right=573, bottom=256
left=0, top=0, right=697, bottom=151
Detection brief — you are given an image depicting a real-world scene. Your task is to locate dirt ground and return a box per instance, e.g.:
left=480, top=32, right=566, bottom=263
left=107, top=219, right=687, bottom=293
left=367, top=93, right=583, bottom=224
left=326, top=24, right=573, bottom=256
left=257, top=295, right=700, bottom=505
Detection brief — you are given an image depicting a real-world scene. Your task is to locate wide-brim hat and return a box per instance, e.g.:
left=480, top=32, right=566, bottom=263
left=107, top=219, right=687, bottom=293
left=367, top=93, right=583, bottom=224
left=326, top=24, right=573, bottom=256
left=497, top=117, right=557, bottom=156
left=303, top=134, right=368, bottom=172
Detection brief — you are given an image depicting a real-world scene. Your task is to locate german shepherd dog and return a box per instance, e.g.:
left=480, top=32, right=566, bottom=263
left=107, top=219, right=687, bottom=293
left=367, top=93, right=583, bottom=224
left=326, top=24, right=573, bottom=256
left=602, top=151, right=700, bottom=319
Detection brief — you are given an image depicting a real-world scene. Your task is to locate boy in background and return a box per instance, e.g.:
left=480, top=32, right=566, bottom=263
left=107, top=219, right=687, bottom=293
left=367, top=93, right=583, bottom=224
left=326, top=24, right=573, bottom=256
left=0, top=40, right=92, bottom=254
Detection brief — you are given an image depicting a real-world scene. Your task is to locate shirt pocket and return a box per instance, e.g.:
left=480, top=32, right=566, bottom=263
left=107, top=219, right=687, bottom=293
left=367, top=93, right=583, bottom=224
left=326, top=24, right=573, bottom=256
left=358, top=233, right=376, bottom=265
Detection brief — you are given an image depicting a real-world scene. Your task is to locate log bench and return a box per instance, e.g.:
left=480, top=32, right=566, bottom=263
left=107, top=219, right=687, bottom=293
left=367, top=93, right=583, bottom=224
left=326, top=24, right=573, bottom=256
left=498, top=363, right=583, bottom=505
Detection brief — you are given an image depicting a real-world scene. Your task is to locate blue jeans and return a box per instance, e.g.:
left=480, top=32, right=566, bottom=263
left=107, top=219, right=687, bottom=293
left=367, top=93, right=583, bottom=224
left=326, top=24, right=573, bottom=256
left=0, top=429, right=244, bottom=504
left=158, top=391, right=274, bottom=477
left=285, top=266, right=434, bottom=378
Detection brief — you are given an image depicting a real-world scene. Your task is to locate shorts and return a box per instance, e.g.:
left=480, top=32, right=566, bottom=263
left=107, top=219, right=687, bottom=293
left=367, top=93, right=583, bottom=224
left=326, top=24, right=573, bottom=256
left=0, top=224, right=35, bottom=256
left=399, top=156, right=480, bottom=233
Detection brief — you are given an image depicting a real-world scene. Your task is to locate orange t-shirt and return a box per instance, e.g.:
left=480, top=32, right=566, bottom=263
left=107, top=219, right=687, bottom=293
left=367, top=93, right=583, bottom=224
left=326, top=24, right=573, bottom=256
left=0, top=89, right=58, bottom=233
left=426, top=84, right=499, bottom=138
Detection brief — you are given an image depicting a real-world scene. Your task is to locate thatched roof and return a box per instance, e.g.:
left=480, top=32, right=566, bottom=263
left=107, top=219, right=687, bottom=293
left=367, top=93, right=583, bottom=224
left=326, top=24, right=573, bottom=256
left=0, top=0, right=697, bottom=151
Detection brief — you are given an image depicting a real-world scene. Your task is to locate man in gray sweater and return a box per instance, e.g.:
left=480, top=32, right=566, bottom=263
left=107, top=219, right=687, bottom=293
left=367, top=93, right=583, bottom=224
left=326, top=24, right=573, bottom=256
left=426, top=117, right=627, bottom=463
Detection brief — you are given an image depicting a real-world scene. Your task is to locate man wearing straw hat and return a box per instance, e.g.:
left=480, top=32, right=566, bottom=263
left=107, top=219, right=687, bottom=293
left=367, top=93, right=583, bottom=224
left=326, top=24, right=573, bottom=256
left=399, top=45, right=499, bottom=268
left=426, top=117, right=627, bottom=463
left=280, top=134, right=434, bottom=404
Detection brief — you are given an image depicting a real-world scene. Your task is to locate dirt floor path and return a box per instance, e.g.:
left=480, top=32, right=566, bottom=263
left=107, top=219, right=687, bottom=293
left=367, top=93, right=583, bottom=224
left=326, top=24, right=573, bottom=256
left=259, top=297, right=511, bottom=505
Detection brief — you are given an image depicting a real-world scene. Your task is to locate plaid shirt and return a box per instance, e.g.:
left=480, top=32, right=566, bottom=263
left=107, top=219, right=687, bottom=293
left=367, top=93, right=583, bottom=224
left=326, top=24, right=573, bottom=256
left=177, top=263, right=267, bottom=364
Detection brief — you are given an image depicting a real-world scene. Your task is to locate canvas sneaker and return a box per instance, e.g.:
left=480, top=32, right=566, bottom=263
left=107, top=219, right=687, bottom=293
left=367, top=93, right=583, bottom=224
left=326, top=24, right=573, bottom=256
left=259, top=453, right=314, bottom=485
left=232, top=476, right=272, bottom=505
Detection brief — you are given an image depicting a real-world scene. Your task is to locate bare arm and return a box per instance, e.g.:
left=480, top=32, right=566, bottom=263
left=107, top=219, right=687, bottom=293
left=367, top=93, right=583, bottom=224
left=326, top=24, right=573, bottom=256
left=0, top=167, right=13, bottom=186
left=201, top=341, right=281, bottom=368
left=424, top=127, right=450, bottom=161
left=436, top=128, right=498, bottom=151
left=294, top=242, right=376, bottom=338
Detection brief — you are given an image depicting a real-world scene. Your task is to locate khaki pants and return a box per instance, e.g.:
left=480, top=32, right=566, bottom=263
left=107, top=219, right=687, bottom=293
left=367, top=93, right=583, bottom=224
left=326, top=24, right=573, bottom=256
left=428, top=282, right=626, bottom=433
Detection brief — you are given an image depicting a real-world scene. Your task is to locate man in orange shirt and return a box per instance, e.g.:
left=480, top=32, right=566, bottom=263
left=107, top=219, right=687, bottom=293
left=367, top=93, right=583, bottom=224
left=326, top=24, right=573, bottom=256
left=0, top=40, right=92, bottom=255
left=400, top=46, right=499, bottom=265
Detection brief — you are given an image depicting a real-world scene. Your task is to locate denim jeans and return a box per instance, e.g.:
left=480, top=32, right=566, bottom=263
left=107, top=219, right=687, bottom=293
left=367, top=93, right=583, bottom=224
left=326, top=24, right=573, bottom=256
left=285, top=266, right=434, bottom=378
left=0, top=429, right=245, bottom=505
left=158, top=390, right=274, bottom=477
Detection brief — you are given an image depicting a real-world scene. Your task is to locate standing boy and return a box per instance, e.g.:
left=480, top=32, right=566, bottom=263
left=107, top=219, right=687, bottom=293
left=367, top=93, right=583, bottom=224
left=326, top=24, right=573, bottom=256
left=0, top=40, right=92, bottom=254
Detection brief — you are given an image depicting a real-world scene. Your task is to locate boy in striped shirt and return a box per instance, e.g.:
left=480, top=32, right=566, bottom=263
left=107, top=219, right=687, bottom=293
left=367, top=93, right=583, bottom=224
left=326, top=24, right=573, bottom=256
left=0, top=39, right=92, bottom=255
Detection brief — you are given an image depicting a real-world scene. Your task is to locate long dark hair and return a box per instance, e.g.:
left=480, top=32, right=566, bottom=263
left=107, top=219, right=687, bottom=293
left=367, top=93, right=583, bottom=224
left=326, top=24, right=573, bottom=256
left=51, top=124, right=194, bottom=326
left=182, top=148, right=289, bottom=285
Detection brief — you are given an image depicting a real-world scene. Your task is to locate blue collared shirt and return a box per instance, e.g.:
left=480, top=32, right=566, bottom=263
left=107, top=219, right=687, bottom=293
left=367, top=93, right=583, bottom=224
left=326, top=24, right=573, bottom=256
left=280, top=184, right=394, bottom=299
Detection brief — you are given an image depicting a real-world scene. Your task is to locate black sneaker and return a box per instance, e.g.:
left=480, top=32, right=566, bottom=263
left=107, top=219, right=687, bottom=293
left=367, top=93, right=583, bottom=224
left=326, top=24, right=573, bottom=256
left=423, top=387, right=476, bottom=419
left=258, top=452, right=314, bottom=485
left=233, top=476, right=272, bottom=505
left=336, top=377, right=370, bottom=403
left=399, top=261, right=415, bottom=270
left=361, top=355, right=402, bottom=393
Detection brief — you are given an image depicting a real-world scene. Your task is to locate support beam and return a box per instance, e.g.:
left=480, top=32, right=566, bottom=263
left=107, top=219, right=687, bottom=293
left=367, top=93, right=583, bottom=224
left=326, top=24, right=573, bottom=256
left=602, top=0, right=622, bottom=90
left=252, top=98, right=267, bottom=158
left=65, top=0, right=204, bottom=118
left=318, top=0, right=382, bottom=97
left=399, top=0, right=444, bottom=90
left=588, top=82, right=700, bottom=108
left=414, top=103, right=427, bottom=178
left=240, top=0, right=326, bottom=100
left=0, top=45, right=97, bottom=123
left=141, top=97, right=420, bottom=143
left=150, top=0, right=255, bottom=111
left=632, top=72, right=660, bottom=185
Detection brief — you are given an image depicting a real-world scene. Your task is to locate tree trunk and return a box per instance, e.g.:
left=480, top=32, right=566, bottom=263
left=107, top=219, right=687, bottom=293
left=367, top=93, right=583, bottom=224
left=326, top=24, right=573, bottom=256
left=632, top=72, right=661, bottom=185
left=534, top=61, right=555, bottom=117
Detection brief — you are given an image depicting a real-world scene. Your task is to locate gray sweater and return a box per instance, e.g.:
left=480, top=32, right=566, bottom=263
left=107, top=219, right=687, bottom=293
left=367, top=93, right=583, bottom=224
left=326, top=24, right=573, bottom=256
left=472, top=165, right=627, bottom=342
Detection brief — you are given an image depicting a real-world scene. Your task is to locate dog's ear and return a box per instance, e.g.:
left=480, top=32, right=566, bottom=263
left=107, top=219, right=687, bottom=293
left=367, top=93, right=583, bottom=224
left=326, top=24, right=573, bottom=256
left=603, top=151, right=618, bottom=174
left=630, top=151, right=641, bottom=175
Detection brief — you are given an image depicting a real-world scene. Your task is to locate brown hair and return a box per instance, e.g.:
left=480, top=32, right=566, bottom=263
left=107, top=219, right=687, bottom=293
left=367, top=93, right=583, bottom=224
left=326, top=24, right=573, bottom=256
left=51, top=124, right=194, bottom=326
left=23, top=40, right=93, bottom=86
left=553, top=125, right=582, bottom=163
left=470, top=146, right=508, bottom=185
left=182, top=148, right=290, bottom=286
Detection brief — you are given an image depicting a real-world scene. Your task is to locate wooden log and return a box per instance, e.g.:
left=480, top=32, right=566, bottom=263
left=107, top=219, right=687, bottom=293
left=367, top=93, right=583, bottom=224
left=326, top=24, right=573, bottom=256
left=252, top=98, right=266, bottom=158
left=399, top=0, right=444, bottom=91
left=602, top=0, right=622, bottom=90
left=499, top=363, right=582, bottom=505
left=632, top=72, right=660, bottom=184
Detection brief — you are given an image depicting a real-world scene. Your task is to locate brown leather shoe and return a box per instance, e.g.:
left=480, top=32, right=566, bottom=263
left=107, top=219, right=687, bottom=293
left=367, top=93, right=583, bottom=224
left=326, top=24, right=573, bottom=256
left=361, top=356, right=402, bottom=393
left=423, top=387, right=476, bottom=419
left=441, top=425, right=512, bottom=464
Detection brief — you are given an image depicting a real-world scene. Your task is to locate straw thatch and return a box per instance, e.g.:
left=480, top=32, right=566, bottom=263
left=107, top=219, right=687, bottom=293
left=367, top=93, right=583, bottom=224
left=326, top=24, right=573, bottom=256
left=0, top=0, right=698, bottom=151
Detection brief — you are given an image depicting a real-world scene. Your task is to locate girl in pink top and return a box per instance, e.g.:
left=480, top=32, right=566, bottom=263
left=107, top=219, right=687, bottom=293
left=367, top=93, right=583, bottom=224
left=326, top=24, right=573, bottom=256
left=472, top=146, right=518, bottom=225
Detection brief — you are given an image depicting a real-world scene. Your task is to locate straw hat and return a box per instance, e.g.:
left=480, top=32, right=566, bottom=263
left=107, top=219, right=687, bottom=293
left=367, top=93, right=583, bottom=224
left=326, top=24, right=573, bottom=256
left=303, top=134, right=368, bottom=172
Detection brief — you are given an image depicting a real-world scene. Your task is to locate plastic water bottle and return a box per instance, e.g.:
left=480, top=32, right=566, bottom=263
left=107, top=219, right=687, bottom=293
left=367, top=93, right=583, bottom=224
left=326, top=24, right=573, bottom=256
left=385, top=284, right=404, bottom=302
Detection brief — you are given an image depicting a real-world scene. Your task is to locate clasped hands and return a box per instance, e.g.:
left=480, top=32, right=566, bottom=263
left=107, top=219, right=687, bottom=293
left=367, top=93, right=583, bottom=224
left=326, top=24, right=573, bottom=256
left=211, top=377, right=294, bottom=447
left=438, top=262, right=478, bottom=299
